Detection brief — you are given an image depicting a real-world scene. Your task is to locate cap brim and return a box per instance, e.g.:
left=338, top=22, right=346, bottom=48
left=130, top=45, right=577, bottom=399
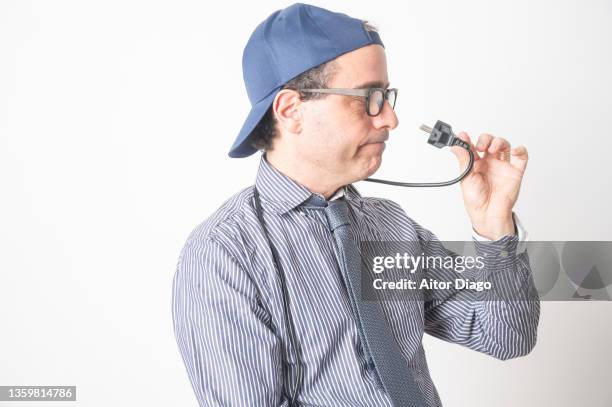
left=228, top=88, right=281, bottom=158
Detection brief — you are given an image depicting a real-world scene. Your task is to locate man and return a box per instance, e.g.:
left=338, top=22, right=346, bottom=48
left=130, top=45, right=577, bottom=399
left=172, top=3, right=540, bottom=406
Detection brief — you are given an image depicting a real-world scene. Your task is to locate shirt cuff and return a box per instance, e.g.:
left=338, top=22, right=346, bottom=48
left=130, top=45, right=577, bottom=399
left=472, top=212, right=529, bottom=253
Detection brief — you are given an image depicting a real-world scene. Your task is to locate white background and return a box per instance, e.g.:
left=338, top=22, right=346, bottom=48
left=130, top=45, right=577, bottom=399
left=1, top=0, right=611, bottom=406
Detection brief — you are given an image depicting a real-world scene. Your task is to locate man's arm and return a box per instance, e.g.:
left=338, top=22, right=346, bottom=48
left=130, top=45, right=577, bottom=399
left=172, top=237, right=285, bottom=406
left=418, top=222, right=540, bottom=361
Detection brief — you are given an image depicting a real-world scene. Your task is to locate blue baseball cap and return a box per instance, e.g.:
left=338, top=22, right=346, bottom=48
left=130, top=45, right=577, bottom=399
left=228, top=2, right=385, bottom=158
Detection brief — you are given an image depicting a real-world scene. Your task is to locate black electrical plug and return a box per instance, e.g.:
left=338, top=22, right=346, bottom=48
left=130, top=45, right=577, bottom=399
left=421, top=120, right=470, bottom=150
left=364, top=119, right=475, bottom=187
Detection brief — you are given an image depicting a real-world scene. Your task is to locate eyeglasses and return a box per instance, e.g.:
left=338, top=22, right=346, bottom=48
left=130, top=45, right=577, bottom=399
left=298, top=87, right=398, bottom=116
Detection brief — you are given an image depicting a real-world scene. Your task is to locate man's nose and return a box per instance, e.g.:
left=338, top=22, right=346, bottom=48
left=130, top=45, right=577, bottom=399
left=372, top=99, right=399, bottom=130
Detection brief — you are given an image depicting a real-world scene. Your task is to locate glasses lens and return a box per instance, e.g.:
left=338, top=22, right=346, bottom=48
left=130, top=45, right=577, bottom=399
left=368, top=89, right=384, bottom=116
left=387, top=89, right=397, bottom=109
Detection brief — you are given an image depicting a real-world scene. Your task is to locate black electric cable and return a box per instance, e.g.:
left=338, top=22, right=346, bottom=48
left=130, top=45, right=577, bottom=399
left=253, top=188, right=303, bottom=406
left=364, top=120, right=474, bottom=187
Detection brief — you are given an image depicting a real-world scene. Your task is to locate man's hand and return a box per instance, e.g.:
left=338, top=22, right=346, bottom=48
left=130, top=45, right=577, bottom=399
left=450, top=132, right=529, bottom=240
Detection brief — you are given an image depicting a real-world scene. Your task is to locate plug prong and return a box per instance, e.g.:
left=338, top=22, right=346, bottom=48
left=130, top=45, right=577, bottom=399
left=420, top=124, right=433, bottom=134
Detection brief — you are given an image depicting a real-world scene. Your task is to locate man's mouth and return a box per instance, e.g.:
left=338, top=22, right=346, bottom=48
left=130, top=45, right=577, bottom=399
left=363, top=135, right=389, bottom=145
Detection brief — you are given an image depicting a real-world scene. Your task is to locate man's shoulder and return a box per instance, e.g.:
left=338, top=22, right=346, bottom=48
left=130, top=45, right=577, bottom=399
left=174, top=186, right=258, bottom=287
left=182, top=185, right=256, bottom=254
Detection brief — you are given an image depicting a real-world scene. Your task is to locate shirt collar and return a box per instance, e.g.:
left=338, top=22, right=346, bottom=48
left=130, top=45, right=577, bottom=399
left=254, top=154, right=362, bottom=214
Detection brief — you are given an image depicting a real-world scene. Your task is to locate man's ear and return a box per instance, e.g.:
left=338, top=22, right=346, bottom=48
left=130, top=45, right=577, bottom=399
left=273, top=89, right=303, bottom=133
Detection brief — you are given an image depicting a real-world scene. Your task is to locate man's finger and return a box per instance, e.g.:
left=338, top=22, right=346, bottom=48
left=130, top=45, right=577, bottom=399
left=451, top=131, right=480, bottom=173
left=461, top=132, right=481, bottom=159
left=488, top=137, right=511, bottom=154
left=511, top=145, right=529, bottom=172
left=476, top=133, right=494, bottom=152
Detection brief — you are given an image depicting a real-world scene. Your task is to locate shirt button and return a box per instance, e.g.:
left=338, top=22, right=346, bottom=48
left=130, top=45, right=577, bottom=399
left=500, top=250, right=508, bottom=257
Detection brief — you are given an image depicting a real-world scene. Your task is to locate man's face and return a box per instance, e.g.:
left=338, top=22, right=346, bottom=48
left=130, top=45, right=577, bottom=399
left=297, top=44, right=398, bottom=183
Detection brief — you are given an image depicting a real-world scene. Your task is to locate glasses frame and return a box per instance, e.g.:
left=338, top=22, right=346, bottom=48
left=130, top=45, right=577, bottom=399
left=297, top=87, right=398, bottom=116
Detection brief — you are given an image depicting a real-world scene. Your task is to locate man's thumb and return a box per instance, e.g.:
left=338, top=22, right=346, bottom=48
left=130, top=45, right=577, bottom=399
left=450, top=131, right=474, bottom=170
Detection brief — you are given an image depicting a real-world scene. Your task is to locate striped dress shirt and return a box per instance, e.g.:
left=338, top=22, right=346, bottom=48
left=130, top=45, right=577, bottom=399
left=172, top=154, right=540, bottom=407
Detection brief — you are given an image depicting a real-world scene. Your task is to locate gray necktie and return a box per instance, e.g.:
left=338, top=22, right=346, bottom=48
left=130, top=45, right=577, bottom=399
left=323, top=198, right=426, bottom=407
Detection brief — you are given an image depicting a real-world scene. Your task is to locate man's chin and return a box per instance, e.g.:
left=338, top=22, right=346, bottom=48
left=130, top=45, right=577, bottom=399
left=362, top=154, right=384, bottom=179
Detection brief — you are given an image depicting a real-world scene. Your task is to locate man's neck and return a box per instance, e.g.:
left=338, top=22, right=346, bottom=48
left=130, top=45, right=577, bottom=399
left=265, top=151, right=343, bottom=200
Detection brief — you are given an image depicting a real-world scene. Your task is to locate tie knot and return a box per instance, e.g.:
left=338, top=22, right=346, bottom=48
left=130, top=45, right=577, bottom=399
left=300, top=193, right=328, bottom=208
left=324, top=199, right=350, bottom=232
